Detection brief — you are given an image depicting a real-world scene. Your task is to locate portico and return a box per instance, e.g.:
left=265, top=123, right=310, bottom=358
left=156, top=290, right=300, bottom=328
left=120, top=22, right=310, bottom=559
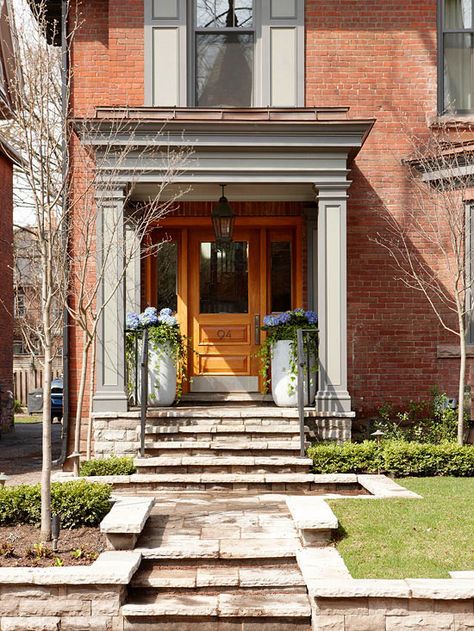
left=74, top=107, right=374, bottom=416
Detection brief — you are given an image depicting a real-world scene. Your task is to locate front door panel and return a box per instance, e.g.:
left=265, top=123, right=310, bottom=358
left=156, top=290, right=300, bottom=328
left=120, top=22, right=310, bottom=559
left=190, top=229, right=260, bottom=392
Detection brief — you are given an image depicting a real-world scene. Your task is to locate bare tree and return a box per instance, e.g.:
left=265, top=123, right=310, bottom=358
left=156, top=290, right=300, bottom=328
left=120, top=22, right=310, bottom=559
left=4, top=0, right=189, bottom=540
left=65, top=125, right=189, bottom=471
left=374, top=124, right=474, bottom=444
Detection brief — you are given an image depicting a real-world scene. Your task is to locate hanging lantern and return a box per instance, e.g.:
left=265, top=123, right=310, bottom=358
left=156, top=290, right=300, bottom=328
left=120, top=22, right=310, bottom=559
left=212, top=184, right=235, bottom=244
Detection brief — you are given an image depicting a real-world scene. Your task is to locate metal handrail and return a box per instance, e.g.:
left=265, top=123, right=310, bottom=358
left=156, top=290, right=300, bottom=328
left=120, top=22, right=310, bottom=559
left=139, top=328, right=149, bottom=458
left=296, top=328, right=319, bottom=457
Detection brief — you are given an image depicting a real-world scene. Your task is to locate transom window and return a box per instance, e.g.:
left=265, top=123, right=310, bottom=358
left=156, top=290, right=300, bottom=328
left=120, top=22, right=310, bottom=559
left=194, top=1, right=255, bottom=107
left=441, top=0, right=474, bottom=113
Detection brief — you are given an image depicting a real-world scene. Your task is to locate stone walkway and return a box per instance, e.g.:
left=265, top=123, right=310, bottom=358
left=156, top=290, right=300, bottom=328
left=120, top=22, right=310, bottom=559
left=123, top=491, right=312, bottom=629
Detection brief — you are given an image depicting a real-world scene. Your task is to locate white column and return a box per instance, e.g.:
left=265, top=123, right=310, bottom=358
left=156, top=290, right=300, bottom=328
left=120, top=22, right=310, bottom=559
left=92, top=188, right=128, bottom=413
left=315, top=185, right=351, bottom=413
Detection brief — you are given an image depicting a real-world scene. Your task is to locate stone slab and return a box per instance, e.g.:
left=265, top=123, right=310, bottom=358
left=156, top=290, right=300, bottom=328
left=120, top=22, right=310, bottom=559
left=218, top=592, right=311, bottom=617
left=357, top=475, right=422, bottom=499
left=286, top=496, right=338, bottom=530
left=101, top=497, right=155, bottom=534
left=122, top=594, right=219, bottom=617
left=309, top=579, right=410, bottom=599
left=407, top=580, right=474, bottom=600
left=0, top=551, right=141, bottom=586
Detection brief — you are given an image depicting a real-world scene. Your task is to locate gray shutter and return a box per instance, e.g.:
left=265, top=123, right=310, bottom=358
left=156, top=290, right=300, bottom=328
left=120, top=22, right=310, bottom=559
left=144, top=0, right=187, bottom=106
left=260, top=0, right=305, bottom=107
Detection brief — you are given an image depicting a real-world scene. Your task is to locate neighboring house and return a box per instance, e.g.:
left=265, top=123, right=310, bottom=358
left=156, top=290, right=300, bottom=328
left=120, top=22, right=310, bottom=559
left=13, top=227, right=62, bottom=407
left=0, top=0, right=20, bottom=433
left=38, top=0, right=474, bottom=452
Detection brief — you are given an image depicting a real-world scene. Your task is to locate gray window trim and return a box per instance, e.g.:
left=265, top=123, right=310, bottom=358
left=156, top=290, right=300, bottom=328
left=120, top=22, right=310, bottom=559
left=438, top=0, right=474, bottom=115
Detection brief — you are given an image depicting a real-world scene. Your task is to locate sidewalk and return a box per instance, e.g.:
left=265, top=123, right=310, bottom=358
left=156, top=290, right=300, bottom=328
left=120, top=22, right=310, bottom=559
left=0, top=420, right=62, bottom=485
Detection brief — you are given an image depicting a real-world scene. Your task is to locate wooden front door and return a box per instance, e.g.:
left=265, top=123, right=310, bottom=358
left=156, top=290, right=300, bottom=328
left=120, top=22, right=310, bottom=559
left=189, top=229, right=261, bottom=392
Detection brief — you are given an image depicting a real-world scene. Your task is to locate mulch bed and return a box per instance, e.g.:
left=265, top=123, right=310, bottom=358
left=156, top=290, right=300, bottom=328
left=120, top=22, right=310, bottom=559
left=0, top=525, right=108, bottom=567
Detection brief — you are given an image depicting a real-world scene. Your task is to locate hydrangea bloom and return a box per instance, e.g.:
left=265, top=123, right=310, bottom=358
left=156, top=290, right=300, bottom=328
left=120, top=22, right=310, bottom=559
left=160, top=308, right=173, bottom=317
left=139, top=307, right=159, bottom=327
left=126, top=312, right=140, bottom=330
left=263, top=315, right=277, bottom=327
left=305, top=310, right=318, bottom=324
left=159, top=314, right=177, bottom=327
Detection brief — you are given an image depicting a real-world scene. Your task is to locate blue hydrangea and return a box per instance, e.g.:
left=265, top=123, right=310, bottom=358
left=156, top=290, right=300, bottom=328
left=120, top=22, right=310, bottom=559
left=160, top=308, right=173, bottom=317
left=276, top=312, right=291, bottom=325
left=305, top=310, right=318, bottom=324
left=159, top=314, right=177, bottom=327
left=126, top=312, right=140, bottom=330
left=293, top=308, right=305, bottom=317
left=263, top=315, right=277, bottom=327
left=139, top=307, right=159, bottom=327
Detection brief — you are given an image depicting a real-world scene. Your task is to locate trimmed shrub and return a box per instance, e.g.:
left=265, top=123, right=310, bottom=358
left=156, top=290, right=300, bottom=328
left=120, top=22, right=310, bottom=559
left=80, top=456, right=136, bottom=477
left=0, top=480, right=112, bottom=528
left=308, top=440, right=474, bottom=477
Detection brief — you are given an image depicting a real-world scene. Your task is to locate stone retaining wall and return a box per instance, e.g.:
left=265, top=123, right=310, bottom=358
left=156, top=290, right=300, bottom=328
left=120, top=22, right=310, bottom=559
left=0, top=584, right=125, bottom=630
left=93, top=415, right=140, bottom=458
left=312, top=596, right=474, bottom=630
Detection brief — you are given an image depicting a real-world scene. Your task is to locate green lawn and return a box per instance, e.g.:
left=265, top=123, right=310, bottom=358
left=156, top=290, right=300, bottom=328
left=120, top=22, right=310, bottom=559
left=14, top=415, right=42, bottom=424
left=329, top=477, right=474, bottom=579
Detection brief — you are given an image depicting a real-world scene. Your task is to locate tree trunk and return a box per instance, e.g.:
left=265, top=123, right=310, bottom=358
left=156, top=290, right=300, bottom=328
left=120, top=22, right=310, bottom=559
left=86, top=339, right=96, bottom=460
left=41, top=341, right=52, bottom=542
left=72, top=333, right=90, bottom=476
left=458, top=319, right=466, bottom=445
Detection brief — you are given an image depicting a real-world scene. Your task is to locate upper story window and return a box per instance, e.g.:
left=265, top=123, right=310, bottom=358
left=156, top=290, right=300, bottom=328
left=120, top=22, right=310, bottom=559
left=195, top=1, right=254, bottom=107
left=441, top=0, right=474, bottom=114
left=145, top=0, right=304, bottom=108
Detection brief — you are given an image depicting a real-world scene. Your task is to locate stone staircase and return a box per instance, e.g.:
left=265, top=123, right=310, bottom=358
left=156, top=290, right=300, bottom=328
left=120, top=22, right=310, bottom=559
left=132, top=406, right=315, bottom=492
left=121, top=494, right=312, bottom=630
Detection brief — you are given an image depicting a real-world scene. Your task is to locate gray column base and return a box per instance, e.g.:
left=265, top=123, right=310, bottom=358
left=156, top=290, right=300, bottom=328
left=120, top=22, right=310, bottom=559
left=315, top=389, right=352, bottom=414
left=93, top=391, right=129, bottom=413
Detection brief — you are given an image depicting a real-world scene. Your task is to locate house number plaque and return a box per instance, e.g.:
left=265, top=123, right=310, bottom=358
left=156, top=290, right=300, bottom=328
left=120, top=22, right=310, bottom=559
left=217, top=329, right=232, bottom=339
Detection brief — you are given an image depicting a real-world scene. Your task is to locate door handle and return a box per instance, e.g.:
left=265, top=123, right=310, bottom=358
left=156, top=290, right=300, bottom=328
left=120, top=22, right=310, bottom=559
left=254, top=314, right=261, bottom=345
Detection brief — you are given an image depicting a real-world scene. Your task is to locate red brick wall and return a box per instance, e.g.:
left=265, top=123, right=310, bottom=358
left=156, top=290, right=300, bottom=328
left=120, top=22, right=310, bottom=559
left=69, top=0, right=466, bottom=422
left=0, top=152, right=13, bottom=432
left=305, top=0, right=464, bottom=415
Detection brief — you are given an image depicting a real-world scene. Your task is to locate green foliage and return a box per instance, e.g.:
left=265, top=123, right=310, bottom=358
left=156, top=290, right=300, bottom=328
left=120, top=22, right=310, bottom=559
left=0, top=481, right=112, bottom=528
left=27, top=543, right=53, bottom=560
left=80, top=456, right=136, bottom=477
left=308, top=440, right=474, bottom=477
left=13, top=399, right=23, bottom=414
left=51, top=480, right=112, bottom=529
left=373, top=391, right=460, bottom=443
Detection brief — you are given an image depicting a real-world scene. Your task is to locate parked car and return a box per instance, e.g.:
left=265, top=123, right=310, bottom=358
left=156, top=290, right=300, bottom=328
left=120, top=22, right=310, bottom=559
left=27, top=378, right=63, bottom=422
left=50, top=378, right=63, bottom=423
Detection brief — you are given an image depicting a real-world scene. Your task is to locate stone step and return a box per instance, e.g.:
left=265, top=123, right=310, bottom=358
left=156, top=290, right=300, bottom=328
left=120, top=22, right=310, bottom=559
left=135, top=455, right=312, bottom=474
left=136, top=537, right=300, bottom=561
left=146, top=407, right=302, bottom=419
left=146, top=418, right=302, bottom=427
left=145, top=440, right=307, bottom=458
left=145, top=424, right=302, bottom=432
left=122, top=591, right=311, bottom=619
left=131, top=564, right=306, bottom=589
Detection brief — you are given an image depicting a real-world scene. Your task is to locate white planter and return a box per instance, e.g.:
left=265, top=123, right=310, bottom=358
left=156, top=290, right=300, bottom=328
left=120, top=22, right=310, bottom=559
left=147, top=343, right=176, bottom=407
left=271, top=340, right=316, bottom=408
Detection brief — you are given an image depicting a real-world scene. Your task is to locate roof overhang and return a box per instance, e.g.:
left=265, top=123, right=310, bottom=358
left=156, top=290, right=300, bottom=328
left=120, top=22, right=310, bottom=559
left=73, top=107, right=375, bottom=190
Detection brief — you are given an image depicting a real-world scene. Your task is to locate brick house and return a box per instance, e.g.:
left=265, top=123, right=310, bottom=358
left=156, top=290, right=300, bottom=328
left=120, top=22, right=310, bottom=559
left=0, top=0, right=21, bottom=434
left=38, top=0, right=473, bottom=454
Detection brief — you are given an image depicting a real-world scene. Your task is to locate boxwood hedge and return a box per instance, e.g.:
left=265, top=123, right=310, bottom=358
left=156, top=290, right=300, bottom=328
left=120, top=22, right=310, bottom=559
left=0, top=480, right=112, bottom=528
left=307, top=440, right=474, bottom=477
left=80, top=456, right=136, bottom=477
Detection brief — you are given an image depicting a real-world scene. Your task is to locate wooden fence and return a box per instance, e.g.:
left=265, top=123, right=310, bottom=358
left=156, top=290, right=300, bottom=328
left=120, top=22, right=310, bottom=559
left=13, top=356, right=63, bottom=407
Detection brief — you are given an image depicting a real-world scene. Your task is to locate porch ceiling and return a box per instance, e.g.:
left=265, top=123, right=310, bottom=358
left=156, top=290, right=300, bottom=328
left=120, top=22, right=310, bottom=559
left=73, top=107, right=375, bottom=189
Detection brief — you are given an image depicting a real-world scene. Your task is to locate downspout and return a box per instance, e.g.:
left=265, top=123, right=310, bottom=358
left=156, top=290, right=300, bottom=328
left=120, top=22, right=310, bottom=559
left=53, top=0, right=69, bottom=466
